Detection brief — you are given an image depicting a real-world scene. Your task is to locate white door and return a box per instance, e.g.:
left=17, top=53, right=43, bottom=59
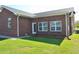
left=32, top=22, right=37, bottom=34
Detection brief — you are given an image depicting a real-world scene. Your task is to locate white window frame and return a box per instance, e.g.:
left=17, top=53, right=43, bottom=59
left=38, top=22, right=48, bottom=32
left=32, top=22, right=37, bottom=34
left=8, top=18, right=12, bottom=29
left=50, top=21, right=62, bottom=32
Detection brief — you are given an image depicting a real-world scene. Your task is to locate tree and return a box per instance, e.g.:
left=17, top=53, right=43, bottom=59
left=75, top=21, right=79, bottom=29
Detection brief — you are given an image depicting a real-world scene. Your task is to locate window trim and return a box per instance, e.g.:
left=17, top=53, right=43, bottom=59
left=50, top=21, right=62, bottom=32
left=38, top=22, right=48, bottom=32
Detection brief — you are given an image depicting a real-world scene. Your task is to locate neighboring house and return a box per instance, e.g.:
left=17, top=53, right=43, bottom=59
left=0, top=5, right=75, bottom=38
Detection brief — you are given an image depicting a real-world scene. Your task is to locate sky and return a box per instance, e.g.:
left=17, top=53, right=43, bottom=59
left=0, top=0, right=79, bottom=21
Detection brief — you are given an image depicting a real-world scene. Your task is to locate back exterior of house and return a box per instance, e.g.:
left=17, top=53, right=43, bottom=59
left=0, top=5, right=75, bottom=38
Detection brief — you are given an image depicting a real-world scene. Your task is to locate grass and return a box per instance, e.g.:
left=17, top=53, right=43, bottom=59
left=0, top=34, right=79, bottom=54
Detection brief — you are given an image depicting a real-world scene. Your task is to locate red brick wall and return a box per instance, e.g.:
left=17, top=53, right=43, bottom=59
left=19, top=17, right=32, bottom=36
left=0, top=8, right=17, bottom=37
left=32, top=15, right=66, bottom=37
left=0, top=8, right=32, bottom=37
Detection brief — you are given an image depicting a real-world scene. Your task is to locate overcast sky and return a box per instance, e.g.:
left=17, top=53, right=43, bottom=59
left=0, top=0, right=79, bottom=21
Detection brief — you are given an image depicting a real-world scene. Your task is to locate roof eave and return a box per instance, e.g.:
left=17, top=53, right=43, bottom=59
left=15, top=13, right=36, bottom=18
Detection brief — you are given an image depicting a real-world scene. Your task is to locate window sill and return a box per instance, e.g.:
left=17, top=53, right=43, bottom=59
left=50, top=31, right=62, bottom=32
left=38, top=31, right=48, bottom=32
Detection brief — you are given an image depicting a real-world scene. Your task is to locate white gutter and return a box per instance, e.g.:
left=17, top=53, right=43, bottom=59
left=17, top=15, right=19, bottom=37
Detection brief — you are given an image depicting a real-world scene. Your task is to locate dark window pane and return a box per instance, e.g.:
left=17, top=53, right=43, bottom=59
left=51, top=27, right=55, bottom=30
left=44, top=27, right=48, bottom=30
left=43, top=23, right=48, bottom=26
left=39, top=23, right=42, bottom=27
left=56, top=27, right=61, bottom=30
left=39, top=27, right=42, bottom=30
left=51, top=23, right=55, bottom=26
left=56, top=21, right=60, bottom=25
left=34, top=24, right=37, bottom=32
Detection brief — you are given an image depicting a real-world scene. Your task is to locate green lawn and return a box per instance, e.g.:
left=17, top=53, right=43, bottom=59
left=0, top=34, right=79, bottom=54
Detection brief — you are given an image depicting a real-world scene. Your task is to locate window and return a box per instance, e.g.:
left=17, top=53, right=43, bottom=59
left=8, top=18, right=12, bottom=30
left=38, top=22, right=48, bottom=31
left=50, top=21, right=62, bottom=32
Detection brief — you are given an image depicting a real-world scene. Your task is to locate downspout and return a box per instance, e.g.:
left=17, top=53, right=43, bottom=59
left=17, top=15, right=19, bottom=37
left=65, top=13, right=68, bottom=37
left=65, top=13, right=71, bottom=40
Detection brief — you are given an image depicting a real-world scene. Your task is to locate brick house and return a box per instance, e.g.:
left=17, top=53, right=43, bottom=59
left=0, top=5, right=75, bottom=38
